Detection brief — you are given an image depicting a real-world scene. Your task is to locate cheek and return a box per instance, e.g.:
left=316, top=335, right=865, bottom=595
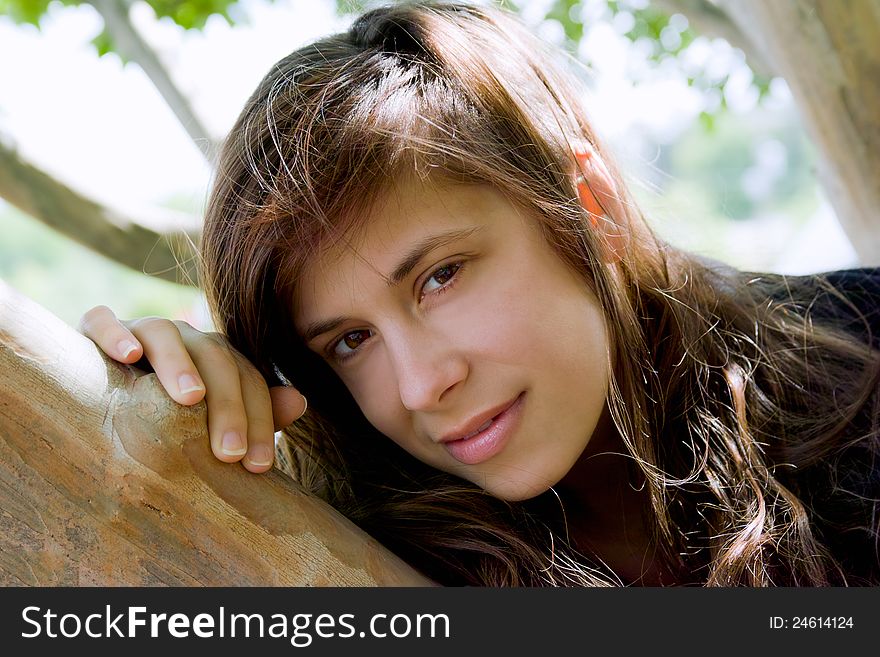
left=456, top=263, right=610, bottom=442
left=341, top=352, right=440, bottom=464
left=450, top=264, right=601, bottom=369
left=347, top=362, right=403, bottom=435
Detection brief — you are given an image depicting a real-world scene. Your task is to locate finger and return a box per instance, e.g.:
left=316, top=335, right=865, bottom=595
left=237, top=363, right=278, bottom=473
left=177, top=328, right=250, bottom=464
left=127, top=317, right=205, bottom=405
left=269, top=386, right=308, bottom=431
left=78, top=305, right=143, bottom=363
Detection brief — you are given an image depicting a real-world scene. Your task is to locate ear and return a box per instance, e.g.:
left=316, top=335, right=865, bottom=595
left=572, top=144, right=627, bottom=263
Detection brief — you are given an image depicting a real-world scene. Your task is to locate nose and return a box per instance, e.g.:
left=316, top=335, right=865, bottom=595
left=386, top=324, right=468, bottom=412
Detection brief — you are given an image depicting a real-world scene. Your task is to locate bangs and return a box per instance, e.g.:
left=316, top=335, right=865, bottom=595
left=246, top=5, right=591, bottom=281
left=263, top=50, right=490, bottom=278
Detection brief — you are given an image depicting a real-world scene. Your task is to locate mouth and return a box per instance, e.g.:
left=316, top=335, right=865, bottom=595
left=440, top=392, right=525, bottom=466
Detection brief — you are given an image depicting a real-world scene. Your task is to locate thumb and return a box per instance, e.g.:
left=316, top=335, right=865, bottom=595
left=269, top=386, right=308, bottom=431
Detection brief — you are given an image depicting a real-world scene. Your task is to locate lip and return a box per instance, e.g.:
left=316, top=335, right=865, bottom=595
left=439, top=392, right=525, bottom=465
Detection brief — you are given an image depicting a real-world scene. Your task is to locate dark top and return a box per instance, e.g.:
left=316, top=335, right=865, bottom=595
left=794, top=267, right=880, bottom=349
left=779, top=267, right=880, bottom=584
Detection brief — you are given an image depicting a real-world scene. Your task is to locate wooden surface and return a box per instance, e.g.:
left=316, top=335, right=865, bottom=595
left=0, top=280, right=431, bottom=586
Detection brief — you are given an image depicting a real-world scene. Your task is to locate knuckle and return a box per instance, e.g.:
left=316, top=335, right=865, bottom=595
left=208, top=332, right=240, bottom=358
left=204, top=334, right=253, bottom=372
left=209, top=397, right=247, bottom=419
left=172, top=319, right=197, bottom=334
left=201, top=341, right=238, bottom=370
left=244, top=405, right=275, bottom=439
left=239, top=361, right=268, bottom=389
left=250, top=414, right=276, bottom=437
left=78, top=305, right=113, bottom=332
left=130, top=316, right=177, bottom=333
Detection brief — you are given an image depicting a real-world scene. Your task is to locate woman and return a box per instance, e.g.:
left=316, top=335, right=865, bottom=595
left=80, top=1, right=880, bottom=586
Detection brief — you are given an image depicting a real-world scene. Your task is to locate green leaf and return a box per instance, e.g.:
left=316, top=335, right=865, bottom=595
left=547, top=0, right=583, bottom=45
left=0, top=0, right=55, bottom=27
left=144, top=0, right=238, bottom=30
left=90, top=27, right=117, bottom=58
left=698, top=111, right=715, bottom=133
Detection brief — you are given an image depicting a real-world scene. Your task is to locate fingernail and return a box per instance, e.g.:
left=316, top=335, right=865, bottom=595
left=178, top=373, right=204, bottom=395
left=117, top=339, right=139, bottom=359
left=295, top=394, right=308, bottom=421
left=221, top=431, right=247, bottom=457
left=248, top=444, right=274, bottom=467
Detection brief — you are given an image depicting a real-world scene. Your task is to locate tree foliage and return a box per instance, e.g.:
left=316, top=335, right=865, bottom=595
left=1, top=0, right=770, bottom=122
left=1, top=0, right=240, bottom=56
left=1, top=0, right=237, bottom=27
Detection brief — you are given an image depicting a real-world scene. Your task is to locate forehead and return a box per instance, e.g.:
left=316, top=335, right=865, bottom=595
left=291, top=177, right=520, bottom=328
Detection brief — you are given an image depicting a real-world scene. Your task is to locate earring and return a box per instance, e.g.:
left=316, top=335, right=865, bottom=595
left=576, top=174, right=604, bottom=228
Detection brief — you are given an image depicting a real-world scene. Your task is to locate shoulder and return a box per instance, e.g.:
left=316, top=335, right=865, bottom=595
left=805, top=266, right=880, bottom=312
left=782, top=268, right=880, bottom=583
left=746, top=266, right=880, bottom=349
left=798, top=267, right=880, bottom=348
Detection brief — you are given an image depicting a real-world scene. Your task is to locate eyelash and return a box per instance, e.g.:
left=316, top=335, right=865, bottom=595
left=327, top=260, right=466, bottom=364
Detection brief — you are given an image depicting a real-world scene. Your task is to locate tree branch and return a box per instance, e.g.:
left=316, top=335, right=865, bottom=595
left=86, top=0, right=219, bottom=162
left=0, top=136, right=199, bottom=285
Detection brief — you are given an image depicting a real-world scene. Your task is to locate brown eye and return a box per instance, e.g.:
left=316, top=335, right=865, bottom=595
left=332, top=329, right=372, bottom=361
left=421, top=262, right=462, bottom=296
left=433, top=264, right=458, bottom=284
left=343, top=330, right=370, bottom=349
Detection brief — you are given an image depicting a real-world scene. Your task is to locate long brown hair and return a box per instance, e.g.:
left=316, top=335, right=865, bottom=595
left=200, top=1, right=880, bottom=585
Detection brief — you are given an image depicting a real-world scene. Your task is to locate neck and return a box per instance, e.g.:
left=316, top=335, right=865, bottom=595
left=554, top=403, right=672, bottom=585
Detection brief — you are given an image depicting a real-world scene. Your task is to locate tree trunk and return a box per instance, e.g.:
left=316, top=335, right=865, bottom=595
left=716, top=0, right=880, bottom=265
left=0, top=280, right=432, bottom=586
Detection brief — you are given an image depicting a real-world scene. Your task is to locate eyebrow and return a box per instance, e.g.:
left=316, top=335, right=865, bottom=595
left=300, top=226, right=482, bottom=344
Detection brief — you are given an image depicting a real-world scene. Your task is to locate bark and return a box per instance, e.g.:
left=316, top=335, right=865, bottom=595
left=715, top=0, right=880, bottom=265
left=0, top=137, right=199, bottom=286
left=0, top=280, right=432, bottom=586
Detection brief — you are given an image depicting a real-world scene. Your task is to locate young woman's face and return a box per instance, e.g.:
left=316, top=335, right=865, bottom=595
left=294, top=177, right=611, bottom=501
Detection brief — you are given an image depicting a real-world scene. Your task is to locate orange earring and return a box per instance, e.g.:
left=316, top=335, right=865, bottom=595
left=574, top=150, right=604, bottom=228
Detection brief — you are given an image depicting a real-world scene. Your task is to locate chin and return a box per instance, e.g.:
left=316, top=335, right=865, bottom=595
left=480, top=477, right=554, bottom=502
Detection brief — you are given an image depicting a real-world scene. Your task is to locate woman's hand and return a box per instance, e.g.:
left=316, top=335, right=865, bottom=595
left=78, top=305, right=307, bottom=473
